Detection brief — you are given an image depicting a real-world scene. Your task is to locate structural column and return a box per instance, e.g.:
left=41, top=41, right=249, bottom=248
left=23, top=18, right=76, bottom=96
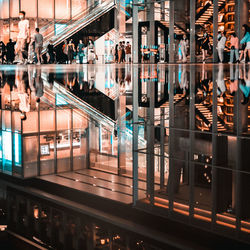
left=190, top=0, right=196, bottom=63
left=213, top=0, right=218, bottom=63
left=132, top=0, right=139, bottom=63
left=132, top=65, right=139, bottom=205
left=235, top=0, right=249, bottom=39
left=148, top=0, right=155, bottom=63
left=169, top=0, right=175, bottom=63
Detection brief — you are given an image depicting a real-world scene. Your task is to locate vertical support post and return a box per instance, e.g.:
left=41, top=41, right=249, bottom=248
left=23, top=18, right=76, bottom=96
left=132, top=65, right=139, bottom=206
left=146, top=66, right=155, bottom=205
left=132, top=0, right=139, bottom=63
left=148, top=0, right=155, bottom=63
left=189, top=65, right=195, bottom=220
left=235, top=0, right=249, bottom=39
left=38, top=100, right=41, bottom=176
left=36, top=0, right=38, bottom=28
left=54, top=98, right=57, bottom=174
left=213, top=0, right=218, bottom=63
left=70, top=107, right=73, bottom=171
left=167, top=64, right=174, bottom=212
left=160, top=107, right=165, bottom=189
left=53, top=0, right=56, bottom=35
left=190, top=0, right=196, bottom=63
left=211, top=64, right=218, bottom=229
left=169, top=0, right=175, bottom=63
left=235, top=76, right=242, bottom=236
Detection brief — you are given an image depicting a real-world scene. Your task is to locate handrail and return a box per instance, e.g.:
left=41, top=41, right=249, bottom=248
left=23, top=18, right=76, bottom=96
left=41, top=0, right=116, bottom=52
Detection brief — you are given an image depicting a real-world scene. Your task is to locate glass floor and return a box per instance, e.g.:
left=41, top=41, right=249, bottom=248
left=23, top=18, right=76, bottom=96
left=0, top=63, right=250, bottom=244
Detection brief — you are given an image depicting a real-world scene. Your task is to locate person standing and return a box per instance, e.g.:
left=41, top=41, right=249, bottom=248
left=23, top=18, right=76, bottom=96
left=0, top=41, right=6, bottom=64
left=67, top=39, right=75, bottom=64
left=217, top=31, right=226, bottom=63
left=62, top=40, right=68, bottom=63
left=6, top=39, right=16, bottom=64
left=240, top=24, right=250, bottom=63
left=34, top=28, right=43, bottom=65
left=113, top=44, right=118, bottom=63
left=87, top=40, right=96, bottom=64
left=201, top=31, right=210, bottom=63
left=229, top=32, right=239, bottom=64
left=118, top=41, right=123, bottom=63
left=122, top=41, right=126, bottom=62
left=125, top=41, right=132, bottom=63
left=179, top=34, right=188, bottom=63
left=15, top=11, right=30, bottom=64
left=77, top=40, right=85, bottom=64
left=47, top=40, right=55, bottom=64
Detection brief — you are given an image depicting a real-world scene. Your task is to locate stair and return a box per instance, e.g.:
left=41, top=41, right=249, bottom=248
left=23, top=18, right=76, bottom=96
left=40, top=0, right=116, bottom=51
left=195, top=103, right=226, bottom=131
left=196, top=0, right=226, bottom=26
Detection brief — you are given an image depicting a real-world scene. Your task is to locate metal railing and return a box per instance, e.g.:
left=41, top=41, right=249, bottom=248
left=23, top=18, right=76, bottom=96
left=40, top=0, right=116, bottom=51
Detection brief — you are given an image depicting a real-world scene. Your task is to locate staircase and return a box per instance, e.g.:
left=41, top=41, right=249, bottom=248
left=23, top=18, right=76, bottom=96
left=196, top=0, right=226, bottom=26
left=40, top=0, right=116, bottom=51
left=195, top=103, right=226, bottom=131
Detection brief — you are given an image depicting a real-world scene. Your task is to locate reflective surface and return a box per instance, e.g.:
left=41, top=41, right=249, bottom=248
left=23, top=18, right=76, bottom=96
left=0, top=63, right=250, bottom=244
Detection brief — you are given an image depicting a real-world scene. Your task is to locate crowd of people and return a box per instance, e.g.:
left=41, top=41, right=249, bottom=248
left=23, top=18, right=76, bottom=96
left=197, top=23, right=250, bottom=64
left=0, top=10, right=249, bottom=65
left=0, top=11, right=132, bottom=65
left=113, top=41, right=132, bottom=63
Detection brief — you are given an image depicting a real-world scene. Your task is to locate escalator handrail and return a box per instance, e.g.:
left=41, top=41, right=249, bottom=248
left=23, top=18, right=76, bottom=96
left=41, top=0, right=116, bottom=53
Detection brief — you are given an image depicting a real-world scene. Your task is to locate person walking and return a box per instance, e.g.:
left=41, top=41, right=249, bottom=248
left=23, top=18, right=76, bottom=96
left=118, top=41, right=123, bottom=63
left=77, top=40, right=85, bottom=64
left=229, top=32, right=239, bottom=64
left=34, top=28, right=43, bottom=65
left=67, top=39, right=75, bottom=64
left=0, top=41, right=6, bottom=64
left=240, top=24, right=250, bottom=63
left=87, top=40, right=96, bottom=64
left=217, top=31, right=227, bottom=63
left=122, top=41, right=126, bottom=62
left=15, top=11, right=30, bottom=64
left=62, top=40, right=68, bottom=63
left=47, top=40, right=55, bottom=64
left=125, top=41, right=132, bottom=63
left=113, top=44, right=118, bottom=63
left=6, top=39, right=16, bottom=64
left=201, top=31, right=210, bottom=63
left=179, top=34, right=188, bottom=63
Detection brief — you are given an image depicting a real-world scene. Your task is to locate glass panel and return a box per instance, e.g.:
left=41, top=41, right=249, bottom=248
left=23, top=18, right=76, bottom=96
left=55, top=0, right=70, bottom=20
left=40, top=133, right=55, bottom=175
left=40, top=110, right=55, bottom=132
left=21, top=0, right=37, bottom=18
left=0, top=0, right=9, bottom=19
left=38, top=0, right=53, bottom=19
left=56, top=130, right=71, bottom=173
left=22, top=111, right=38, bottom=134
left=10, top=19, right=19, bottom=41
left=12, top=111, right=21, bottom=132
left=73, top=129, right=86, bottom=171
left=2, top=130, right=12, bottom=174
left=56, top=109, right=71, bottom=131
left=10, top=0, right=19, bottom=17
left=72, top=0, right=87, bottom=18
left=23, top=135, right=38, bottom=177
left=13, top=132, right=22, bottom=177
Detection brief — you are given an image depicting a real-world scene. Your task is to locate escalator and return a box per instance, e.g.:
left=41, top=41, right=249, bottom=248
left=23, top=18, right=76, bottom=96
left=40, top=0, right=116, bottom=52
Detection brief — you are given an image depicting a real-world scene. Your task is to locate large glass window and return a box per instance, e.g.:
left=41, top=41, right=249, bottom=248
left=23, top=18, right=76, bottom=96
left=0, top=0, right=9, bottom=19
left=38, top=0, right=53, bottom=19
left=72, top=0, right=87, bottom=18
left=21, top=0, right=37, bottom=18
left=55, top=0, right=70, bottom=20
left=10, top=0, right=19, bottom=18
